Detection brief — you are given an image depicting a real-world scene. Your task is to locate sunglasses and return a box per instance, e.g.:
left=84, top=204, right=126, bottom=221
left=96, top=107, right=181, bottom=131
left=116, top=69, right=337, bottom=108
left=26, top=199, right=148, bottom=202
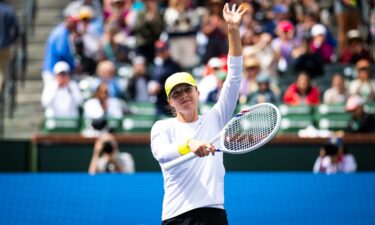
left=357, top=67, right=370, bottom=72
left=169, top=85, right=194, bottom=99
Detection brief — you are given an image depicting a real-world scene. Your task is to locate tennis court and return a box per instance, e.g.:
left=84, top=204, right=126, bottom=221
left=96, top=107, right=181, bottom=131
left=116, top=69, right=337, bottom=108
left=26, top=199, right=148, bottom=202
left=1, top=172, right=374, bottom=225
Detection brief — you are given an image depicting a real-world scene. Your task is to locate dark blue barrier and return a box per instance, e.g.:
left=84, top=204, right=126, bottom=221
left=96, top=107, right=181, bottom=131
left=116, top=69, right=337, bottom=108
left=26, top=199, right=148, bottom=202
left=0, top=173, right=374, bottom=225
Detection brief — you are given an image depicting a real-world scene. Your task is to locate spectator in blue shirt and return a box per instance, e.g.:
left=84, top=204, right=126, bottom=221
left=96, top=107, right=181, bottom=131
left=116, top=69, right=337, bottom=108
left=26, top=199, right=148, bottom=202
left=42, top=15, right=79, bottom=84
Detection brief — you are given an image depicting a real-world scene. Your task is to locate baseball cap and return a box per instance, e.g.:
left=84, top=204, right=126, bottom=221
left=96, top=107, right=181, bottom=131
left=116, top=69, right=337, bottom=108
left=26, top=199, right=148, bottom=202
left=53, top=61, right=70, bottom=74
left=165, top=72, right=197, bottom=98
left=311, top=24, right=326, bottom=37
left=207, top=57, right=222, bottom=69
left=79, top=6, right=94, bottom=20
left=346, top=95, right=364, bottom=111
left=277, top=20, right=294, bottom=32
left=347, top=29, right=361, bottom=40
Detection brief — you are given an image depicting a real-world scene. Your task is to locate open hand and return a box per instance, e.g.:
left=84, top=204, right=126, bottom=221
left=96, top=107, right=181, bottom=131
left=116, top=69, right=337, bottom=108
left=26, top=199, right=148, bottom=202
left=223, top=3, right=247, bottom=27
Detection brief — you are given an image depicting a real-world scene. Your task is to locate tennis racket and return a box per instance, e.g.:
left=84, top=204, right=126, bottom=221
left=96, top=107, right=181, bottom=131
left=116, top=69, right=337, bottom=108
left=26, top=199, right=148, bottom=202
left=163, top=102, right=281, bottom=170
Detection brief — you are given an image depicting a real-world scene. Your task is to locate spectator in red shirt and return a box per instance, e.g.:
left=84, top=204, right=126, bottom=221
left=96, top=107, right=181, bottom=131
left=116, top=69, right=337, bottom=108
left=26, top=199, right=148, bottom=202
left=283, top=71, right=320, bottom=105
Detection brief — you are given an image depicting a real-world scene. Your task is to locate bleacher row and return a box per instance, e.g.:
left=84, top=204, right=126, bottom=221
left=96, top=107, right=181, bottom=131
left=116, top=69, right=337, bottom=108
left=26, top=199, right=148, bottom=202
left=42, top=102, right=375, bottom=134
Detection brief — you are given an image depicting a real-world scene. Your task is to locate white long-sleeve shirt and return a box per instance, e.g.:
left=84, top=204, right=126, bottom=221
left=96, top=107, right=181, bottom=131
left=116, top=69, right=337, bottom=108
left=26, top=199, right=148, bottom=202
left=150, top=56, right=243, bottom=220
left=41, top=81, right=82, bottom=118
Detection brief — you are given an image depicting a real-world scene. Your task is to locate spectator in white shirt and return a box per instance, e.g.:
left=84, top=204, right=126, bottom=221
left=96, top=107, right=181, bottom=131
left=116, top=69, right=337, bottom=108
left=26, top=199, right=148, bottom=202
left=41, top=61, right=82, bottom=118
left=313, top=143, right=339, bottom=175
left=83, top=82, right=124, bottom=119
left=323, top=73, right=349, bottom=104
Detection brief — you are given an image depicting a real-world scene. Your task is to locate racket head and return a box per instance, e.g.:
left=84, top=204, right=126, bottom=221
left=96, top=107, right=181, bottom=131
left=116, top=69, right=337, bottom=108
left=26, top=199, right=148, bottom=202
left=219, top=103, right=281, bottom=154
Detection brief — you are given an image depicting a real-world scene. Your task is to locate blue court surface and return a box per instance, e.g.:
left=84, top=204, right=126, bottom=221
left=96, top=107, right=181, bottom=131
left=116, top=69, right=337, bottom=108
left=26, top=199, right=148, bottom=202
left=0, top=172, right=374, bottom=225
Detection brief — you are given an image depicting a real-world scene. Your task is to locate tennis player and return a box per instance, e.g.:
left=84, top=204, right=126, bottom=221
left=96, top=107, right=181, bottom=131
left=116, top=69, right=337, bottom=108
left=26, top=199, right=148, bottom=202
left=150, top=3, right=246, bottom=225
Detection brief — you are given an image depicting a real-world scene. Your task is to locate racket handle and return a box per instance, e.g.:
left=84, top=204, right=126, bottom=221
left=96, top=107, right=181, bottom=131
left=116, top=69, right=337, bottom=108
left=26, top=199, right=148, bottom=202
left=163, top=152, right=197, bottom=170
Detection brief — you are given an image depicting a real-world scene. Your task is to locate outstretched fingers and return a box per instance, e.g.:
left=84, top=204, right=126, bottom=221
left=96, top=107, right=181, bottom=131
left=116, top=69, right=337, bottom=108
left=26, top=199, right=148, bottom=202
left=237, top=4, right=247, bottom=16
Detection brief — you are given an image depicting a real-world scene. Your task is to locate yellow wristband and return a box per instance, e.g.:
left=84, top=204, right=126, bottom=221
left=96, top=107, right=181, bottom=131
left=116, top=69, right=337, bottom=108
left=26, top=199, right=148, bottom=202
left=178, top=139, right=191, bottom=155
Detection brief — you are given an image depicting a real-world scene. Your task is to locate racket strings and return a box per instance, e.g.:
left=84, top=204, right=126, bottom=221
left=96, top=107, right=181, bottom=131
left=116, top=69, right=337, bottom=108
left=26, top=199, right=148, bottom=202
left=223, top=106, right=278, bottom=152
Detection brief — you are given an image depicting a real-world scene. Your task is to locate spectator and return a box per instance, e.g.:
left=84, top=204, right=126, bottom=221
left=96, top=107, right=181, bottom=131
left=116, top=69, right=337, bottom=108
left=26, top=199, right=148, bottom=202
left=334, top=0, right=360, bottom=54
left=126, top=56, right=150, bottom=102
left=83, top=82, right=124, bottom=120
left=73, top=36, right=97, bottom=77
left=76, top=6, right=101, bottom=57
left=292, top=34, right=324, bottom=78
left=200, top=0, right=228, bottom=64
left=0, top=0, right=19, bottom=97
left=99, top=23, right=130, bottom=67
left=103, top=0, right=132, bottom=35
left=329, top=137, right=357, bottom=173
left=247, top=73, right=279, bottom=105
left=63, top=0, right=103, bottom=22
left=310, top=24, right=335, bottom=63
left=345, top=95, right=375, bottom=133
left=163, top=0, right=200, bottom=69
left=205, top=70, right=226, bottom=103
left=283, top=71, right=320, bottom=105
left=92, top=60, right=124, bottom=99
left=198, top=57, right=225, bottom=103
left=271, top=20, right=300, bottom=73
left=323, top=73, right=349, bottom=105
left=240, top=56, right=280, bottom=104
left=348, top=59, right=375, bottom=102
left=243, top=31, right=278, bottom=78
left=132, top=0, right=164, bottom=64
left=239, top=56, right=261, bottom=104
left=41, top=61, right=82, bottom=118
left=42, top=15, right=79, bottom=84
left=340, top=29, right=372, bottom=64
left=67, top=1, right=104, bottom=37
left=313, top=143, right=339, bottom=174
left=89, top=132, right=135, bottom=174
left=148, top=40, right=181, bottom=116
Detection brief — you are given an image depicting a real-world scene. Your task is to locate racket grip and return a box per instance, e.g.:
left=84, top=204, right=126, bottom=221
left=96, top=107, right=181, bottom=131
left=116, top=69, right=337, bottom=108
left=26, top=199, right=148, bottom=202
left=163, top=152, right=197, bottom=170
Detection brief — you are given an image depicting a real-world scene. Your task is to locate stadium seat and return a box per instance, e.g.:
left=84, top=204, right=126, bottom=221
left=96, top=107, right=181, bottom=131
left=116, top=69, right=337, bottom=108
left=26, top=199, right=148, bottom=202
left=364, top=103, right=375, bottom=115
left=43, top=117, right=80, bottom=133
left=121, top=115, right=155, bottom=133
left=278, top=104, right=314, bottom=133
left=315, top=104, right=351, bottom=131
left=127, top=102, right=157, bottom=116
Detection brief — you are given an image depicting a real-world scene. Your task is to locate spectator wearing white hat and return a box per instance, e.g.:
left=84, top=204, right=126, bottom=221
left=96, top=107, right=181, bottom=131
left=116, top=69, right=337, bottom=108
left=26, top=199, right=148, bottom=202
left=198, top=57, right=225, bottom=103
left=310, top=24, right=335, bottom=63
left=340, top=29, right=372, bottom=64
left=345, top=95, right=375, bottom=133
left=41, top=61, right=83, bottom=118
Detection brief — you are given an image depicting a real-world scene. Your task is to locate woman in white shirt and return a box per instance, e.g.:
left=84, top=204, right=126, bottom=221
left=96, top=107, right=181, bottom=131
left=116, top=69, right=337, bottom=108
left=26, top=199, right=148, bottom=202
left=150, top=4, right=246, bottom=225
left=83, top=82, right=124, bottom=119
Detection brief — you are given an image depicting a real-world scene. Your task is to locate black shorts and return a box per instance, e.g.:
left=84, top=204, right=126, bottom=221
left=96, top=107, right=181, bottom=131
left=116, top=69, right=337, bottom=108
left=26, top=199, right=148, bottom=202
left=161, top=207, right=229, bottom=225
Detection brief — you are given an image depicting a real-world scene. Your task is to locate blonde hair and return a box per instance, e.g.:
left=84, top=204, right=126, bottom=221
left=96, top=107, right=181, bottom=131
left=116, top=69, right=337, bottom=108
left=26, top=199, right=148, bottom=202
left=96, top=60, right=116, bottom=76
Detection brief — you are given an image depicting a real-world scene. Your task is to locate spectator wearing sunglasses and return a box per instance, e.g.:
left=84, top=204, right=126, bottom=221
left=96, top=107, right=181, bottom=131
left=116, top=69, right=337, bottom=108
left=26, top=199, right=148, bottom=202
left=348, top=58, right=375, bottom=102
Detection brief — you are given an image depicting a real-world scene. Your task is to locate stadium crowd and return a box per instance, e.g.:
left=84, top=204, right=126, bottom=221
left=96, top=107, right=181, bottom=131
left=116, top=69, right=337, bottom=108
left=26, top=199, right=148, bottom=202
left=37, top=0, right=375, bottom=132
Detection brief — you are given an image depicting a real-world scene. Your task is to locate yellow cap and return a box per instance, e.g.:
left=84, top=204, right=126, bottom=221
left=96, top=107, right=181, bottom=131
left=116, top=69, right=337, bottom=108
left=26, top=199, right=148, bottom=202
left=165, top=72, right=197, bottom=98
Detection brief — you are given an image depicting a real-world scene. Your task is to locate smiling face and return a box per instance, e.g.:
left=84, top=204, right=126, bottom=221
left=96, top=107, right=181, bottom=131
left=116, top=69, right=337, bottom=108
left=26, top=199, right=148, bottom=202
left=167, top=84, right=199, bottom=119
